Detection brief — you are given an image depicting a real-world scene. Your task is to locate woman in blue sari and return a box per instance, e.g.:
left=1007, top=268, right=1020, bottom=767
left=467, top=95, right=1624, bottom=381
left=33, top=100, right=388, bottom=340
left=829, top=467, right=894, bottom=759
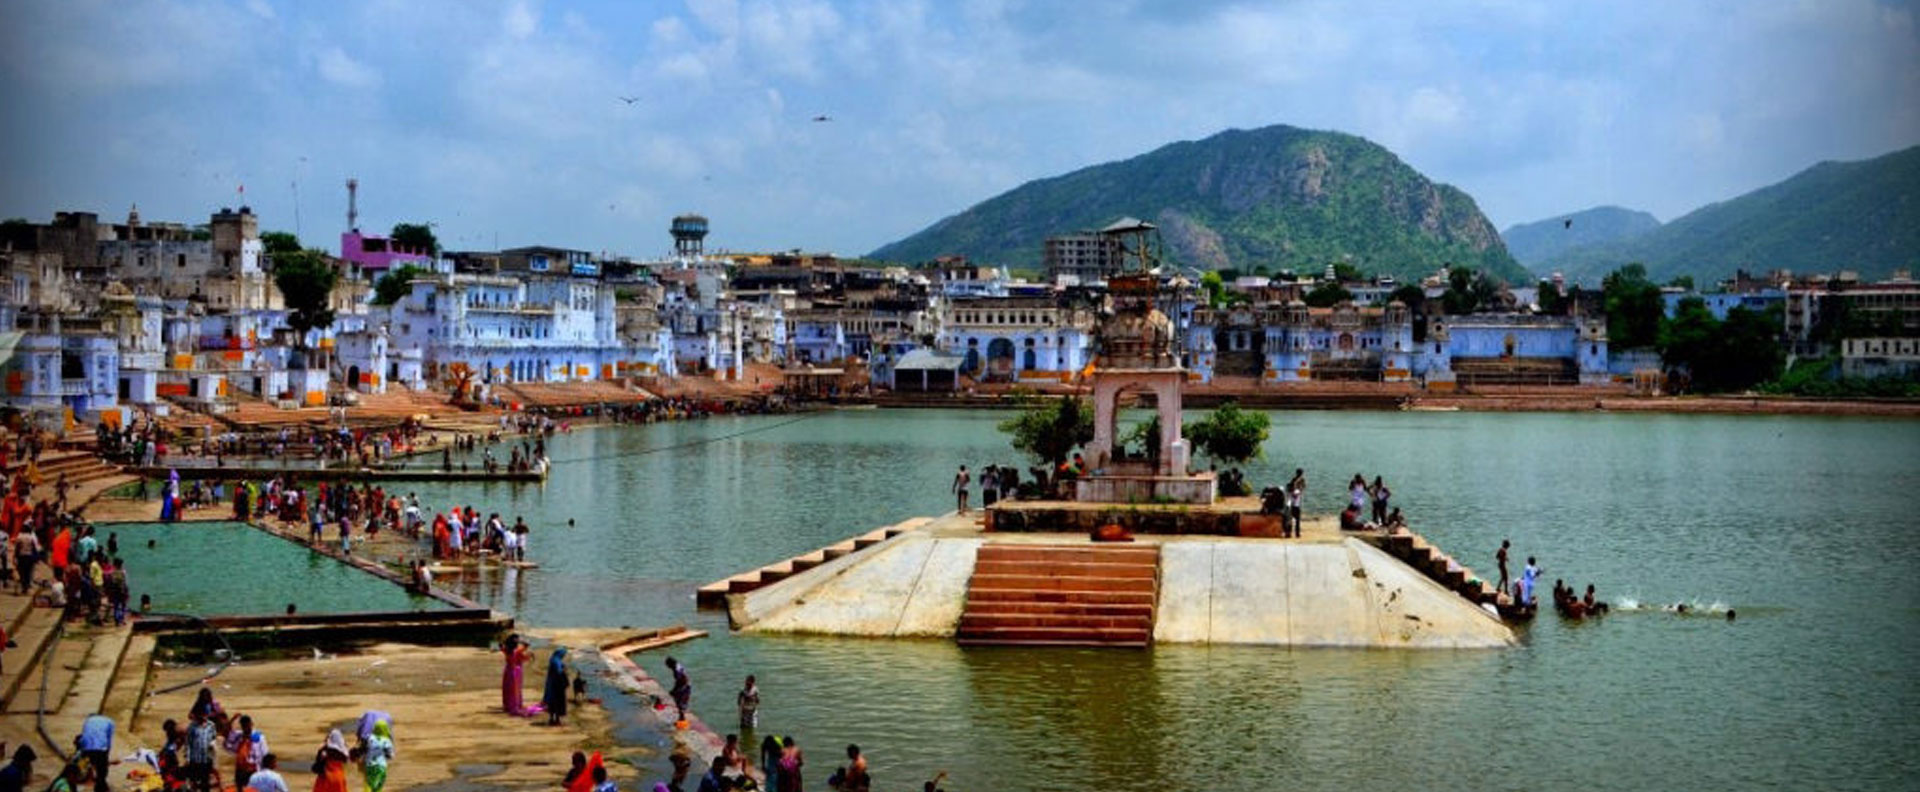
left=159, top=471, right=179, bottom=522
left=542, top=646, right=570, bottom=725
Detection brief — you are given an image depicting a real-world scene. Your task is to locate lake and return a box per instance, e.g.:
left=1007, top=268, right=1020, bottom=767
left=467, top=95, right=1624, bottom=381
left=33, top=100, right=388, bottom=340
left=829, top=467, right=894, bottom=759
left=401, top=407, right=1919, bottom=790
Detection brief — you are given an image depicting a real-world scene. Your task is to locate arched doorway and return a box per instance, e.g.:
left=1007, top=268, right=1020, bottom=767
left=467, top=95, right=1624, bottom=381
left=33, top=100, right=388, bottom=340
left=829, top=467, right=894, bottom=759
left=347, top=365, right=361, bottom=389
left=986, top=338, right=1016, bottom=381
left=1023, top=348, right=1037, bottom=371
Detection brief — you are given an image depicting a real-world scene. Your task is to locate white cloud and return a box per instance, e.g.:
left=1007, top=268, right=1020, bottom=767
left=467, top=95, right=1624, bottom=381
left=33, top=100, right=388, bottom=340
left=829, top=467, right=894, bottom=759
left=245, top=0, right=275, bottom=20
left=316, top=46, right=380, bottom=89
left=505, top=1, right=539, bottom=39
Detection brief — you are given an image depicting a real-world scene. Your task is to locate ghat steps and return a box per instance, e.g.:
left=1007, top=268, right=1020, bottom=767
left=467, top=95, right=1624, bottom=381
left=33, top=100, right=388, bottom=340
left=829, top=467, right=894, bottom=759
left=957, top=544, right=1161, bottom=648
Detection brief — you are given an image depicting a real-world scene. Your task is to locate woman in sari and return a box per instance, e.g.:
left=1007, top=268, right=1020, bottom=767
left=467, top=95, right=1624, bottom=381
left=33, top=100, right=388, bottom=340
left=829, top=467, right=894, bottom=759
left=158, top=471, right=179, bottom=522
left=500, top=634, right=540, bottom=716
left=542, top=646, right=571, bottom=725
left=565, top=751, right=604, bottom=792
left=311, top=729, right=350, bottom=792
left=360, top=720, right=394, bottom=792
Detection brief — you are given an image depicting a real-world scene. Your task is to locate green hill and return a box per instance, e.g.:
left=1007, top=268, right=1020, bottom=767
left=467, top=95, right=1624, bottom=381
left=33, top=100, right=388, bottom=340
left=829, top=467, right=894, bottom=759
left=1503, top=206, right=1661, bottom=271
left=1539, top=145, right=1920, bottom=285
left=869, top=124, right=1527, bottom=284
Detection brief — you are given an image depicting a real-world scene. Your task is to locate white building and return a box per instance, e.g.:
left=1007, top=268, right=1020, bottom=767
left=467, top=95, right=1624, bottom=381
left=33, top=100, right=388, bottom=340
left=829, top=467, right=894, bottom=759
left=382, top=272, right=638, bottom=385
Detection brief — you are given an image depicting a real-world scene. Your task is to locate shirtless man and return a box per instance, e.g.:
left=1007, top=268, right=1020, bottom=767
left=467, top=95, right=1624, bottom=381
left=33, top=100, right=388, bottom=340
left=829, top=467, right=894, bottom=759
left=952, top=465, right=970, bottom=513
left=1495, top=540, right=1511, bottom=594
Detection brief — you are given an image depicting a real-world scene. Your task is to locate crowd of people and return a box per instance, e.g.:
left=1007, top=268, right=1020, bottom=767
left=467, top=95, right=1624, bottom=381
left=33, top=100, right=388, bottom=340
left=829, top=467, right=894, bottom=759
left=0, top=688, right=398, bottom=792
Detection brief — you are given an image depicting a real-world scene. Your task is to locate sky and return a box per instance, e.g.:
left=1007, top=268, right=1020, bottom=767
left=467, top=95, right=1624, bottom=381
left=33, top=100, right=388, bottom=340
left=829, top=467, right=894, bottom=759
left=1, top=0, right=1916, bottom=260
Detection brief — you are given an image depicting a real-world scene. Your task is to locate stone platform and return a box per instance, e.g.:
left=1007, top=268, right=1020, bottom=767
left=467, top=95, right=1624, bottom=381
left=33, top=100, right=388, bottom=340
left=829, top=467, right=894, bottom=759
left=722, top=511, right=1514, bottom=649
left=984, top=495, right=1284, bottom=536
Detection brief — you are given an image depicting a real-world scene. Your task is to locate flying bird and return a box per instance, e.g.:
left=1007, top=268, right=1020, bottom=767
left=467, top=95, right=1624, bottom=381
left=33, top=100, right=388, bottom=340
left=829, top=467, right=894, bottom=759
left=617, top=96, right=640, bottom=105
left=812, top=115, right=832, bottom=122
left=1563, top=219, right=1573, bottom=229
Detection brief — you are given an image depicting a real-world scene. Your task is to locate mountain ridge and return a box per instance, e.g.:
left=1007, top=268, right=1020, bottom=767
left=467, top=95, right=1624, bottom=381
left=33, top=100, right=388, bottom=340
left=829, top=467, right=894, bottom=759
left=869, top=124, right=1529, bottom=284
left=1502, top=206, right=1661, bottom=272
left=1528, top=145, right=1920, bottom=285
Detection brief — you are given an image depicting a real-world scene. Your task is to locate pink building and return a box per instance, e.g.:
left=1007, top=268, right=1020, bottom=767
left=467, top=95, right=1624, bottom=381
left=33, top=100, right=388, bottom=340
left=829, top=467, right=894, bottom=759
left=340, top=230, right=433, bottom=274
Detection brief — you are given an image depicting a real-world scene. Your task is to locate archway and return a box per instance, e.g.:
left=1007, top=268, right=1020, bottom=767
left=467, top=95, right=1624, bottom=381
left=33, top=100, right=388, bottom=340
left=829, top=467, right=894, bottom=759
left=985, top=338, right=1016, bottom=380
left=347, top=365, right=361, bottom=389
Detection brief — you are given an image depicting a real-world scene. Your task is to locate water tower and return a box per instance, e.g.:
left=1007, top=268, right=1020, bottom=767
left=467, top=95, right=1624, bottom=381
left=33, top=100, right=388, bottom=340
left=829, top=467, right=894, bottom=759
left=671, top=214, right=708, bottom=257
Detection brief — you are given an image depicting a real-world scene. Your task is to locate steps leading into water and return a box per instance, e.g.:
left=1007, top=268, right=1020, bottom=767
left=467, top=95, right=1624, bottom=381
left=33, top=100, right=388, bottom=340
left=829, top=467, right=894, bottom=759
left=696, top=519, right=923, bottom=608
left=957, top=544, right=1161, bottom=648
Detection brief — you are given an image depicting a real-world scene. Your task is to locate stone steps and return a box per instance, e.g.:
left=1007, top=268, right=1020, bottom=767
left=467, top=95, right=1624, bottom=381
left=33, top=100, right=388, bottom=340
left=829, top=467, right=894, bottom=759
left=957, top=543, right=1161, bottom=648
left=695, top=520, right=922, bottom=607
left=100, top=634, right=158, bottom=728
left=0, top=607, right=61, bottom=709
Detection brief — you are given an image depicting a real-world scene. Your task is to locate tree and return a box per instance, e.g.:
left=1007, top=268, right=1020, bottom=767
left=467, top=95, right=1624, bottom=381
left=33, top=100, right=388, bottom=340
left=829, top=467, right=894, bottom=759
left=1657, top=300, right=1784, bottom=392
left=1668, top=275, right=1696, bottom=291
left=1304, top=281, right=1353, bottom=307
left=1123, top=414, right=1165, bottom=465
left=272, top=250, right=340, bottom=365
left=1199, top=271, right=1226, bottom=308
left=1441, top=267, right=1479, bottom=314
left=1331, top=262, right=1365, bottom=282
left=1185, top=402, right=1271, bottom=465
left=1602, top=263, right=1664, bottom=349
left=1536, top=280, right=1568, bottom=315
left=262, top=231, right=302, bottom=255
left=371, top=265, right=428, bottom=306
left=998, top=396, right=1094, bottom=468
left=390, top=222, right=440, bottom=256
left=1389, top=284, right=1426, bottom=311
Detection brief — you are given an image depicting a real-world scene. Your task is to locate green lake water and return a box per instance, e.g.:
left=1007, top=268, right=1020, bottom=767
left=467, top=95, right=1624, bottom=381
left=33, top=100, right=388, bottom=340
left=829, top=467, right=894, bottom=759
left=110, top=521, right=442, bottom=617
left=337, top=409, right=1918, bottom=789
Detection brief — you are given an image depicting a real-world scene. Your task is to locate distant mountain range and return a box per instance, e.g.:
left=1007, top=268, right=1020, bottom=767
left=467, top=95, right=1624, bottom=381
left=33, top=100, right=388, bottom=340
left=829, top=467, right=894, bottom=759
left=869, top=124, right=1529, bottom=284
left=1502, top=206, right=1661, bottom=271
left=1514, top=145, right=1920, bottom=285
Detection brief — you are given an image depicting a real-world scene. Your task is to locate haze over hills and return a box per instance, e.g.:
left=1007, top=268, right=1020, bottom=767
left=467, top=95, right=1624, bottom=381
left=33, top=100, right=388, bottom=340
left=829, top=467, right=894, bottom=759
left=1502, top=206, right=1661, bottom=272
left=1526, top=145, right=1920, bottom=286
left=869, top=124, right=1528, bottom=284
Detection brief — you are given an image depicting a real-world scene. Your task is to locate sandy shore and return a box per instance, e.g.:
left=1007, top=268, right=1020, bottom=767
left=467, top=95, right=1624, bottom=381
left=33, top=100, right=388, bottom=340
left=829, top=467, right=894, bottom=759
left=133, top=637, right=643, bottom=792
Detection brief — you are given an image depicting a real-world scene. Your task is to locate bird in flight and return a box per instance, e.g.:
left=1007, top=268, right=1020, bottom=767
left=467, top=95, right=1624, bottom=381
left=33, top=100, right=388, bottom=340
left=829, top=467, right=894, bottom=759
left=812, top=115, right=832, bottom=122
left=1563, top=219, right=1573, bottom=229
left=617, top=96, right=639, bottom=105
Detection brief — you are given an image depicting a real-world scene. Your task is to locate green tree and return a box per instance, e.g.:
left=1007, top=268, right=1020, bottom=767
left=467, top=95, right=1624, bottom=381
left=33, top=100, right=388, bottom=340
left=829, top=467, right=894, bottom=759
left=1602, top=263, right=1664, bottom=348
left=1199, top=271, right=1226, bottom=308
left=1123, top=414, right=1165, bottom=465
left=1185, top=402, right=1271, bottom=465
left=1303, top=281, right=1353, bottom=307
left=262, top=231, right=302, bottom=255
left=371, top=265, right=428, bottom=306
left=1536, top=280, right=1568, bottom=315
left=1441, top=267, right=1479, bottom=314
left=390, top=222, right=440, bottom=256
left=272, top=250, right=340, bottom=365
left=1657, top=300, right=1784, bottom=392
left=1331, top=262, right=1364, bottom=282
left=998, top=396, right=1094, bottom=467
left=1668, top=275, right=1696, bottom=291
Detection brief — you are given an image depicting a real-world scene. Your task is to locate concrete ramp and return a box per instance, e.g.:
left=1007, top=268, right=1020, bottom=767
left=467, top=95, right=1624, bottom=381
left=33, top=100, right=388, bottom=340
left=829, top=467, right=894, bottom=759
left=733, top=533, right=982, bottom=637
left=1155, top=538, right=1514, bottom=648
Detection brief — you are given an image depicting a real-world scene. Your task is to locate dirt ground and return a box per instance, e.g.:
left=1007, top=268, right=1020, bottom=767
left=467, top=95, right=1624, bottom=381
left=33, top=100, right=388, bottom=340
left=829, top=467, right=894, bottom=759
left=132, top=636, right=646, bottom=792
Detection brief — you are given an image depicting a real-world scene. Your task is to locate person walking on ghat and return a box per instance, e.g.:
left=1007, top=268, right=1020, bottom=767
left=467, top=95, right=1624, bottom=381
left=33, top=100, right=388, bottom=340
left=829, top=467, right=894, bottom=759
left=952, top=465, right=970, bottom=513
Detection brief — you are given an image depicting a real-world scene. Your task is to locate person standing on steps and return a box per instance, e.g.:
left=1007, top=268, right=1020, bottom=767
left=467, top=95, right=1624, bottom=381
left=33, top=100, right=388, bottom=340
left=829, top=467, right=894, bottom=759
left=952, top=465, right=970, bottom=514
left=1495, top=540, right=1511, bottom=594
